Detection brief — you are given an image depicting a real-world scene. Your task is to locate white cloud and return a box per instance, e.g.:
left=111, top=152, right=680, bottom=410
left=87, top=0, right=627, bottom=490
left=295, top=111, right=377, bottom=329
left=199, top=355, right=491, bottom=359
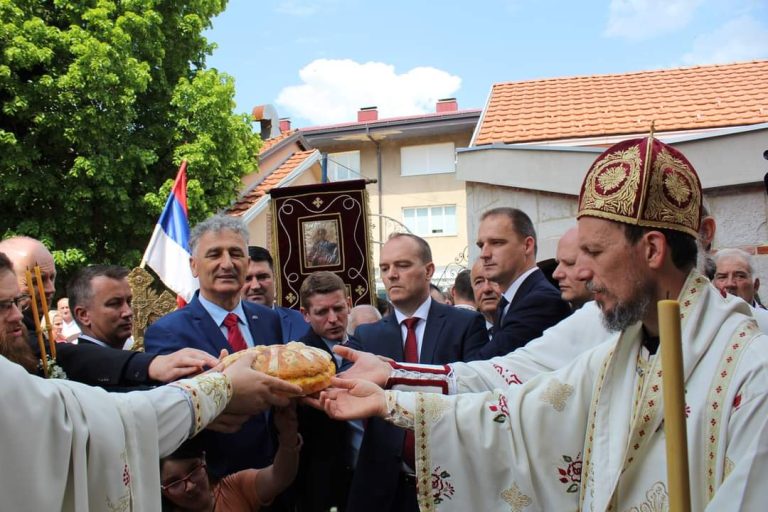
left=276, top=59, right=462, bottom=125
left=604, top=0, right=704, bottom=40
left=681, top=15, right=768, bottom=65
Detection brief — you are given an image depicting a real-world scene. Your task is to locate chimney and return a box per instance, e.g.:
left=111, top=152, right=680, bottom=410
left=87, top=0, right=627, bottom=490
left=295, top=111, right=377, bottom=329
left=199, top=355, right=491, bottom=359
left=279, top=118, right=291, bottom=133
left=436, top=98, right=458, bottom=113
left=357, top=106, right=378, bottom=122
left=251, top=104, right=280, bottom=139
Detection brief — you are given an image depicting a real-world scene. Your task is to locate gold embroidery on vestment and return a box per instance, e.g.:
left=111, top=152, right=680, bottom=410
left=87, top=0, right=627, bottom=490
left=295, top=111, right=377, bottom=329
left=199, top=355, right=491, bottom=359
left=540, top=379, right=574, bottom=412
left=501, top=483, right=532, bottom=511
left=624, top=481, right=668, bottom=512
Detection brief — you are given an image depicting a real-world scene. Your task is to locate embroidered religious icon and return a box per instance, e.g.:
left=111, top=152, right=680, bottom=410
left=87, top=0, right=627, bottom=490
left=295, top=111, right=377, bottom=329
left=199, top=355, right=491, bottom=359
left=302, top=218, right=342, bottom=268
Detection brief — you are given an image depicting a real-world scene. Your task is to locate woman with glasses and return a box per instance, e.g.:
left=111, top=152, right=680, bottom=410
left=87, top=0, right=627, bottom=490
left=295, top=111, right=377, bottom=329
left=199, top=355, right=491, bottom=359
left=160, top=403, right=300, bottom=511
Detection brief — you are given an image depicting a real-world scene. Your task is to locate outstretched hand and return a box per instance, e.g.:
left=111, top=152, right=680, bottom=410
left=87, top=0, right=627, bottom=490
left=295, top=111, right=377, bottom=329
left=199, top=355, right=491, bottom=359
left=148, top=348, right=219, bottom=382
left=319, top=376, right=388, bottom=420
left=222, top=352, right=303, bottom=415
left=333, top=345, right=393, bottom=387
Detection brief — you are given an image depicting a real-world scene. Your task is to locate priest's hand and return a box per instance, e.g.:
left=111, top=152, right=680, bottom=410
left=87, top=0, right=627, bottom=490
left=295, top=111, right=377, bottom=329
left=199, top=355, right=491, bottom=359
left=319, top=376, right=387, bottom=420
left=149, top=348, right=220, bottom=382
left=222, top=352, right=303, bottom=415
left=333, top=345, right=392, bottom=387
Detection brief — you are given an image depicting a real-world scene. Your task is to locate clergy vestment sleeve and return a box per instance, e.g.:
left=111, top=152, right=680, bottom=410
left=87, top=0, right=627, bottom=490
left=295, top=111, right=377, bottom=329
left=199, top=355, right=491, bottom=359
left=703, top=335, right=768, bottom=510
left=0, top=357, right=232, bottom=511
left=387, top=302, right=616, bottom=396
left=382, top=345, right=604, bottom=512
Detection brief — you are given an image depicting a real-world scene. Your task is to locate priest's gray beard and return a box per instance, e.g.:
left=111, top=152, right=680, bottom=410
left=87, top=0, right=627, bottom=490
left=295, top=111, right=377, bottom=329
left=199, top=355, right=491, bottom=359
left=587, top=279, right=654, bottom=333
left=0, top=327, right=38, bottom=374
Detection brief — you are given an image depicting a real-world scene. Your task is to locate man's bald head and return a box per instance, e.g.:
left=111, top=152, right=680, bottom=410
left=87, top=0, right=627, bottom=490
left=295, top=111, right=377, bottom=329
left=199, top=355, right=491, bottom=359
left=347, top=304, right=382, bottom=336
left=0, top=236, right=56, bottom=308
left=552, top=227, right=591, bottom=309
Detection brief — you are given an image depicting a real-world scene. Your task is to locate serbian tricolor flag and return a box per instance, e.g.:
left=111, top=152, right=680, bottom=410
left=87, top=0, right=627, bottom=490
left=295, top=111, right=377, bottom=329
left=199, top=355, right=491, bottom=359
left=142, top=161, right=198, bottom=303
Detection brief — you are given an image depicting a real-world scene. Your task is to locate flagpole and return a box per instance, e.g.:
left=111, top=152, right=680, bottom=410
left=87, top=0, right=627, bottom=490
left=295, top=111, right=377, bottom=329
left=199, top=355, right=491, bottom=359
left=141, top=160, right=188, bottom=270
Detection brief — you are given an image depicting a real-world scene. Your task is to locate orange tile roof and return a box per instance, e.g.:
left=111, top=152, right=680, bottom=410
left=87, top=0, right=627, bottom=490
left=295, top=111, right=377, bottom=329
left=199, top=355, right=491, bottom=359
left=475, top=60, right=768, bottom=145
left=259, top=129, right=297, bottom=154
left=229, top=149, right=317, bottom=216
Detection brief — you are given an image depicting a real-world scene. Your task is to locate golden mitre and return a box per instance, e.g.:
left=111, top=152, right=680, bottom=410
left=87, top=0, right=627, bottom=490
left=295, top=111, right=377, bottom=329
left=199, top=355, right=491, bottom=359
left=577, top=133, right=702, bottom=237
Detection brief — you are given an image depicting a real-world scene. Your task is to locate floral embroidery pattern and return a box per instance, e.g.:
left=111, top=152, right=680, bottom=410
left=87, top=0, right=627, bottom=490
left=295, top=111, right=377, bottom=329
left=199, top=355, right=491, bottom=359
left=557, top=452, right=582, bottom=493
left=415, top=393, right=451, bottom=511
left=489, top=394, right=510, bottom=423
left=625, top=481, right=668, bottom=512
left=494, top=363, right=523, bottom=385
left=196, top=373, right=232, bottom=410
left=431, top=466, right=455, bottom=504
left=540, top=379, right=574, bottom=412
left=501, top=483, right=532, bottom=511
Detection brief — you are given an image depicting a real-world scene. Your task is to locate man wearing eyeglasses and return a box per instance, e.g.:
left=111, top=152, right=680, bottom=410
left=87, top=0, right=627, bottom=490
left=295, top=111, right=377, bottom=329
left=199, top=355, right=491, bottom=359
left=0, top=249, right=304, bottom=510
left=0, top=236, right=223, bottom=387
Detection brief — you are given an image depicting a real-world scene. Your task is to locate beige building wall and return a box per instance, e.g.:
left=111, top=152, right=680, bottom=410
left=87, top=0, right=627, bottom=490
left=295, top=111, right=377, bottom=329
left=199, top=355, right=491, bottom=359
left=318, top=132, right=472, bottom=288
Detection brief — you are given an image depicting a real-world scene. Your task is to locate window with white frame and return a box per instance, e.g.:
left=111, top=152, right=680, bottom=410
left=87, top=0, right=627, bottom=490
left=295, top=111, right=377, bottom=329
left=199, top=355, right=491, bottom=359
left=327, top=151, right=360, bottom=181
left=400, top=142, right=455, bottom=176
left=402, top=205, right=457, bottom=236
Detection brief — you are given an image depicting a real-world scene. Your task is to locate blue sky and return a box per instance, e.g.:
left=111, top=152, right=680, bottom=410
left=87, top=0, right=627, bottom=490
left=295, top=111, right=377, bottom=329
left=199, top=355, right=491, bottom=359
left=205, top=0, right=768, bottom=128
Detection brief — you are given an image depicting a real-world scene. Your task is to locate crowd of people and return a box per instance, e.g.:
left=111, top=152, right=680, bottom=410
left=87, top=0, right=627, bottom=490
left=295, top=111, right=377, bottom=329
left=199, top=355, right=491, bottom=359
left=1, top=134, right=767, bottom=511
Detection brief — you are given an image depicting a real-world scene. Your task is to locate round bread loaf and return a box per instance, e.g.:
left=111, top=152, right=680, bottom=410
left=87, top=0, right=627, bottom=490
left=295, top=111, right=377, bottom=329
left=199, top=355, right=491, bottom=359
left=220, top=341, right=336, bottom=395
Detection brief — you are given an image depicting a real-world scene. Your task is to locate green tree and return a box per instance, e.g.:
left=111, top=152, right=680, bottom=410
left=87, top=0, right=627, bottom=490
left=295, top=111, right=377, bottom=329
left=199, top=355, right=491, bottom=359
left=0, top=0, right=259, bottom=280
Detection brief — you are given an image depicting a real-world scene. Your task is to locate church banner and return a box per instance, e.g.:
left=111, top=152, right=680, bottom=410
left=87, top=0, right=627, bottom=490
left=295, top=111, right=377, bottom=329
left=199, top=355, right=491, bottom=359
left=269, top=179, right=375, bottom=309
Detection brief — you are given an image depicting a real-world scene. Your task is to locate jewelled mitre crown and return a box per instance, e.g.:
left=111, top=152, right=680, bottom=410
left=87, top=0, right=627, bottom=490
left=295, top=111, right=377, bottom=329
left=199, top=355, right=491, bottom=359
left=577, top=134, right=702, bottom=238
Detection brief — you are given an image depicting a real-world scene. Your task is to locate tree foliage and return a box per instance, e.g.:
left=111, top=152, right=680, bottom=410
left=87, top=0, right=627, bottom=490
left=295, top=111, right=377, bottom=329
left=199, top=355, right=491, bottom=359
left=0, top=0, right=260, bottom=277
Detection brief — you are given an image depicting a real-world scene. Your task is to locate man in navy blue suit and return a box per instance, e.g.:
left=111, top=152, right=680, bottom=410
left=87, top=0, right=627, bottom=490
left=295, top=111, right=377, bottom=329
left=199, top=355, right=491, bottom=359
left=144, top=215, right=285, bottom=481
left=476, top=207, right=571, bottom=359
left=242, top=246, right=309, bottom=343
left=345, top=233, right=486, bottom=512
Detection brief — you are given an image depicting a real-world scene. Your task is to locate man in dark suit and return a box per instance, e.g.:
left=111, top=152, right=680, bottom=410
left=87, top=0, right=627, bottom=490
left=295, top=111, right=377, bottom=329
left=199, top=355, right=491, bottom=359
left=65, top=264, right=217, bottom=388
left=144, top=214, right=285, bottom=481
left=345, top=233, right=486, bottom=512
left=242, top=246, right=309, bottom=342
left=475, top=207, right=571, bottom=359
left=294, top=271, right=359, bottom=511
left=0, top=236, right=214, bottom=387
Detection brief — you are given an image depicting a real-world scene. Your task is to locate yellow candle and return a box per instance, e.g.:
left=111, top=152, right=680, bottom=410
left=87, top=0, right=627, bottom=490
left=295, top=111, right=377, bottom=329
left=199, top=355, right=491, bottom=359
left=658, top=299, right=691, bottom=512
left=34, top=265, right=56, bottom=359
left=24, top=269, right=48, bottom=378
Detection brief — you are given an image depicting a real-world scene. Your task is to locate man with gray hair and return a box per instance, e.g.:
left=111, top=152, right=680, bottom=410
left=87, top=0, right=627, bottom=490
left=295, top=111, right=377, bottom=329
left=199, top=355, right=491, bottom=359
left=713, top=247, right=768, bottom=332
left=144, top=214, right=285, bottom=479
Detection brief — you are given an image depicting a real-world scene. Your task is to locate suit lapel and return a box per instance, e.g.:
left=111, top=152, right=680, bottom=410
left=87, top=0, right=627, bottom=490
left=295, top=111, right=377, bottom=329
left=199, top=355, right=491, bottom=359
left=420, top=301, right=446, bottom=364
left=502, top=270, right=541, bottom=326
left=189, top=296, right=231, bottom=354
left=378, top=314, right=405, bottom=361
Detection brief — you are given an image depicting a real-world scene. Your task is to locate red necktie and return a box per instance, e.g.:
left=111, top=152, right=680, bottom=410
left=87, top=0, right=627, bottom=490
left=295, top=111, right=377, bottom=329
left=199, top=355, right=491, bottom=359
left=402, top=317, right=420, bottom=364
left=402, top=317, right=420, bottom=470
left=223, top=313, right=247, bottom=352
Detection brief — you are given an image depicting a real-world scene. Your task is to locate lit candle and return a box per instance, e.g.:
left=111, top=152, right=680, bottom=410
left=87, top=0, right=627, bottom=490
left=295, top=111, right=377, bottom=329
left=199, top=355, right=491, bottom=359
left=658, top=299, right=691, bottom=512
left=24, top=269, right=48, bottom=378
left=34, top=265, right=56, bottom=359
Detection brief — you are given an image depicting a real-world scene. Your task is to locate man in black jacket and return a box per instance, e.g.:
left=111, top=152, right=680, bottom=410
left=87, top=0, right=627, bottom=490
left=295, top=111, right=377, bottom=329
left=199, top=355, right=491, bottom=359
left=475, top=207, right=571, bottom=359
left=295, top=271, right=358, bottom=511
left=67, top=264, right=217, bottom=387
left=0, top=236, right=216, bottom=387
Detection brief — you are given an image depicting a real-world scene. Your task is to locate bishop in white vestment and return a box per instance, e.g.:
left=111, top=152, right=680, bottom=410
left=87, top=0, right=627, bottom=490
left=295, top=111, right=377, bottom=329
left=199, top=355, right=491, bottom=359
left=321, top=135, right=768, bottom=511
